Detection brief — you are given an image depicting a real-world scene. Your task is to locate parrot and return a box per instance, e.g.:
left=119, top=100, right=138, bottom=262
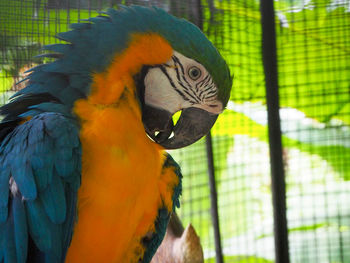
left=0, top=5, right=232, bottom=263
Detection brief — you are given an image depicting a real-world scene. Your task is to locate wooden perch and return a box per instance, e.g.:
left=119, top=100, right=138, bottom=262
left=151, top=213, right=204, bottom=263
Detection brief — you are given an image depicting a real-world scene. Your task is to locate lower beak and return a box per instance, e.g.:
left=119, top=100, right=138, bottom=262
left=142, top=105, right=218, bottom=149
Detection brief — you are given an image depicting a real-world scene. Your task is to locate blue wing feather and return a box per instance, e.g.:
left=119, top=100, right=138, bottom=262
left=32, top=165, right=53, bottom=192
left=4, top=208, right=17, bottom=263
left=0, top=167, right=10, bottom=222
left=61, top=187, right=77, bottom=258
left=28, top=129, right=44, bottom=147
left=28, top=103, right=74, bottom=118
left=64, top=171, right=81, bottom=192
left=0, top=112, right=81, bottom=263
left=25, top=198, right=53, bottom=252
left=12, top=196, right=28, bottom=263
left=40, top=174, right=66, bottom=224
left=0, top=243, right=3, bottom=262
left=11, top=163, right=37, bottom=200
left=0, top=206, right=7, bottom=223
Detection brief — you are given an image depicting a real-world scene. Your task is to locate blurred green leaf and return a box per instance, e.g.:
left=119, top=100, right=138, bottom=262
left=205, top=255, right=273, bottom=263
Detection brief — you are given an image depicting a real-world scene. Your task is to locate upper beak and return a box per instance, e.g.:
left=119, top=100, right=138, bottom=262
left=142, top=105, right=218, bottom=149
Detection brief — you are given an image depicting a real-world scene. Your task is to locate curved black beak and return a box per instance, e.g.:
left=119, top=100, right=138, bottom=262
left=142, top=105, right=218, bottom=149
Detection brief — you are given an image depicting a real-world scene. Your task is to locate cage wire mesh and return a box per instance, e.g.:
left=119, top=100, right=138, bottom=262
left=275, top=1, right=350, bottom=263
left=0, top=0, right=350, bottom=263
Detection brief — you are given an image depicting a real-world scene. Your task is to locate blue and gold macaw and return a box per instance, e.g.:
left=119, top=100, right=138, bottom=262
left=0, top=5, right=232, bottom=263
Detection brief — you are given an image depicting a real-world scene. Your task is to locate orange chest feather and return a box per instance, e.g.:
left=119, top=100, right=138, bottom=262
left=65, top=33, right=178, bottom=263
left=66, top=97, right=177, bottom=263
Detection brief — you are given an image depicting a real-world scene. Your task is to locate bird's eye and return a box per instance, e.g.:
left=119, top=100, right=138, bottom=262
left=188, top=66, right=201, bottom=81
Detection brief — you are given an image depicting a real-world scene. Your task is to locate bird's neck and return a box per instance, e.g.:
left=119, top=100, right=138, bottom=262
left=81, top=33, right=173, bottom=106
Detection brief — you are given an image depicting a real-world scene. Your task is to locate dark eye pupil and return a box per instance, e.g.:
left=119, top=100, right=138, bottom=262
left=189, top=67, right=201, bottom=80
left=191, top=69, right=199, bottom=77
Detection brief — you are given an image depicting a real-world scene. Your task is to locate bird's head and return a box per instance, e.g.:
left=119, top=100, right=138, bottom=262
left=131, top=7, right=233, bottom=149
left=138, top=51, right=229, bottom=149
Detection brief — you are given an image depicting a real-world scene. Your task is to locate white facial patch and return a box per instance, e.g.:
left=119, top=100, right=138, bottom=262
left=144, top=67, right=188, bottom=114
left=143, top=51, right=223, bottom=114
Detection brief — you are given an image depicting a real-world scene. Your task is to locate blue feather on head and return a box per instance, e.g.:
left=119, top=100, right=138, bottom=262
left=13, top=5, right=231, bottom=111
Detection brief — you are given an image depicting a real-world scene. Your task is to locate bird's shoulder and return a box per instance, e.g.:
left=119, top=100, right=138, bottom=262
left=0, top=112, right=81, bottom=263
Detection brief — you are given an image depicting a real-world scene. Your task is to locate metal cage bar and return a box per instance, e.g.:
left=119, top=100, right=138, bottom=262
left=260, top=0, right=290, bottom=263
left=206, top=133, right=224, bottom=263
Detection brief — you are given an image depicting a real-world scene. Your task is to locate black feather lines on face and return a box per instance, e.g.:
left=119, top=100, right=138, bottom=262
left=133, top=56, right=217, bottom=111
left=170, top=55, right=199, bottom=105
left=170, top=55, right=218, bottom=106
